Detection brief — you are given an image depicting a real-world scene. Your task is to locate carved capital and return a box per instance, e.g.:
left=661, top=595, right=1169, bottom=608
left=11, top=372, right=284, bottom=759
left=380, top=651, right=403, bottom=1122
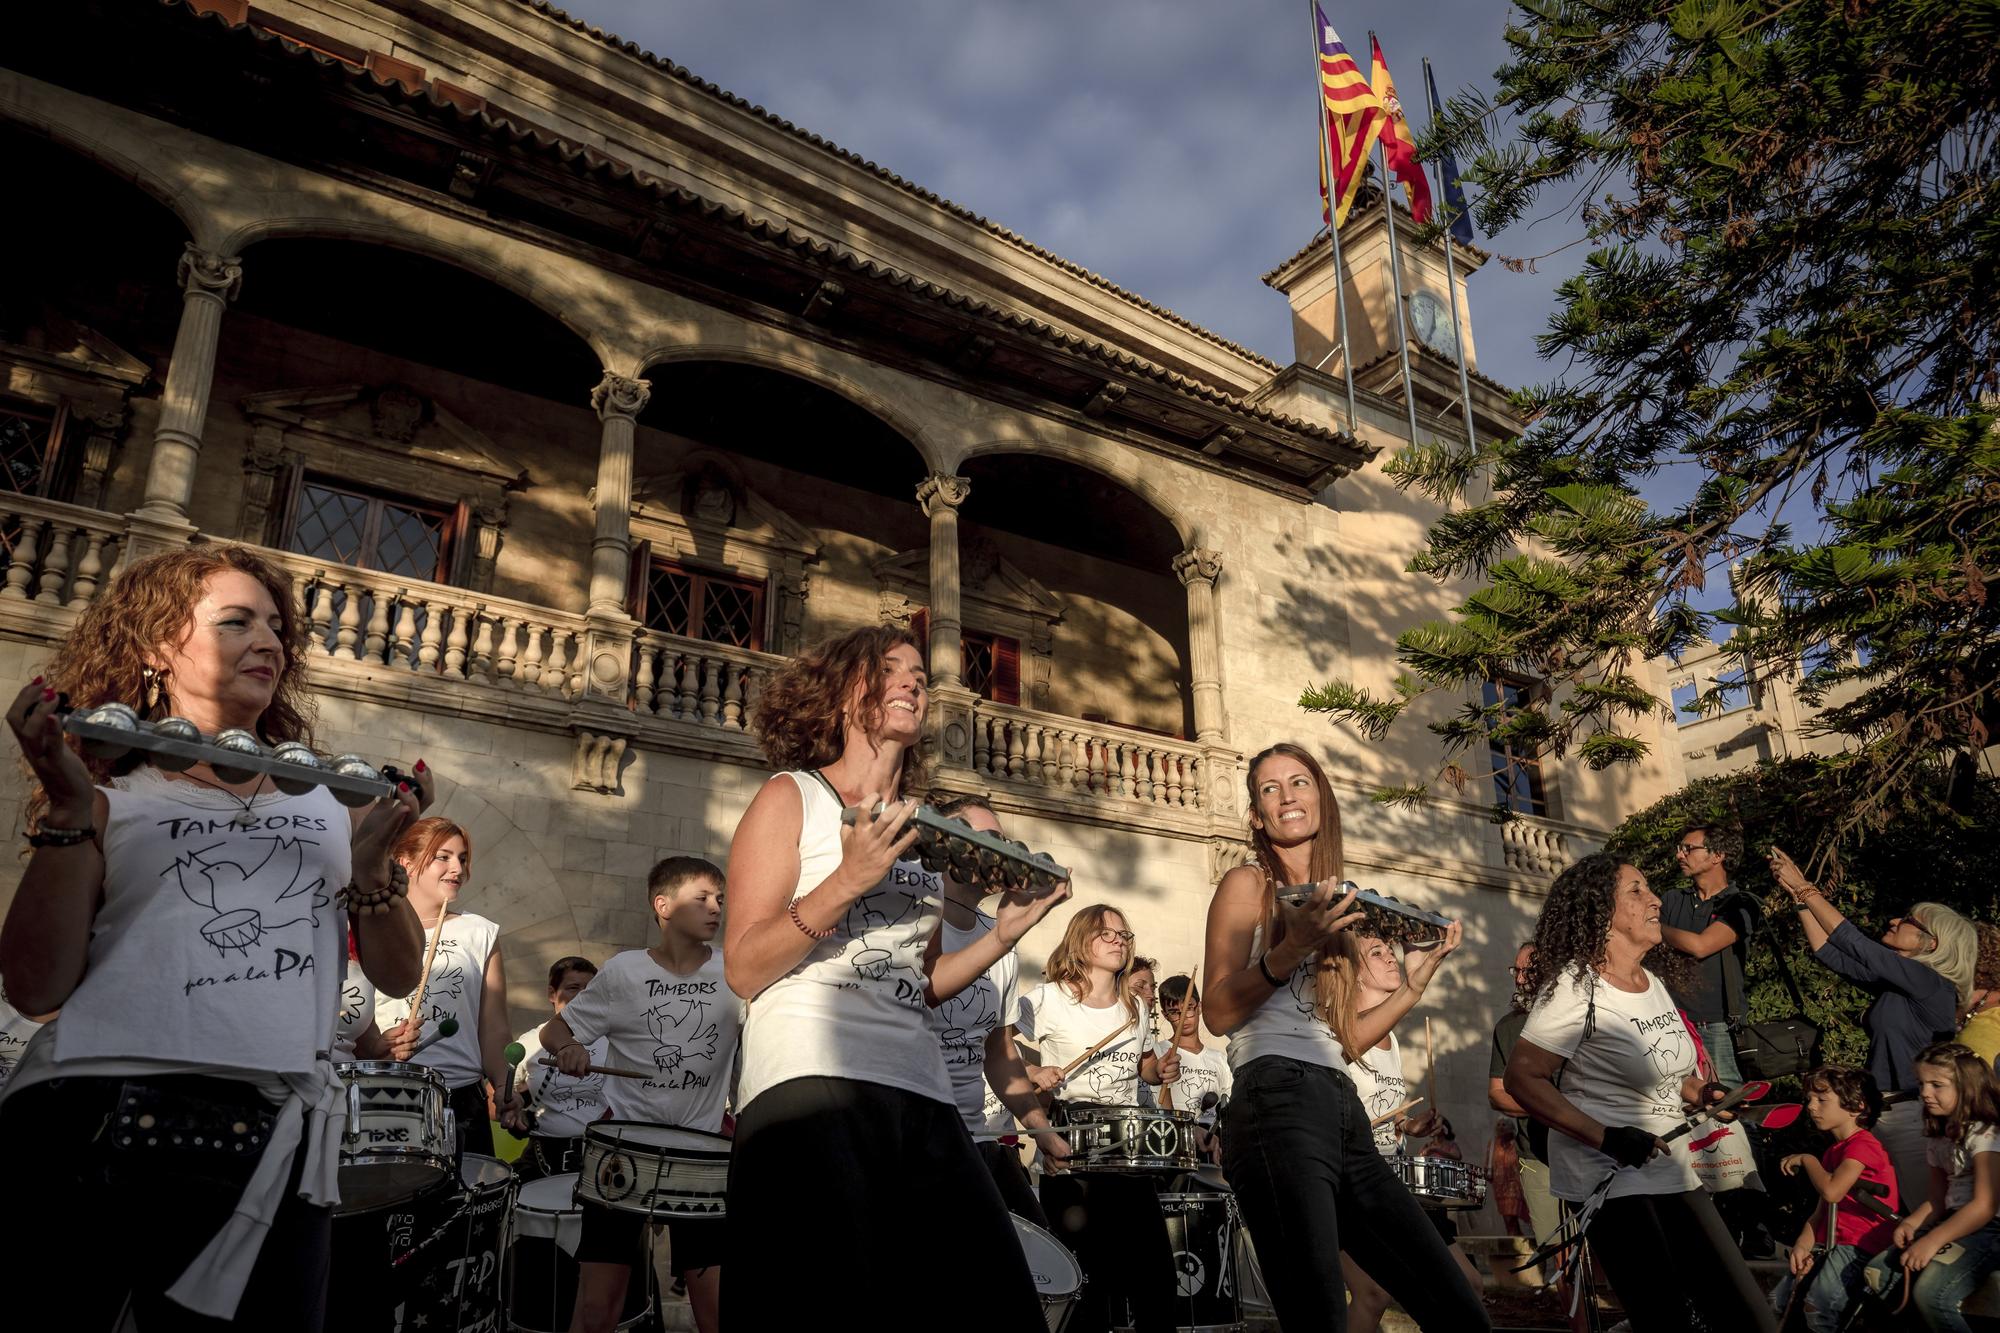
left=177, top=244, right=243, bottom=303
left=1208, top=837, right=1253, bottom=883
left=570, top=729, right=628, bottom=795
left=1173, top=546, right=1223, bottom=588
left=916, top=474, right=971, bottom=518
left=590, top=374, right=652, bottom=422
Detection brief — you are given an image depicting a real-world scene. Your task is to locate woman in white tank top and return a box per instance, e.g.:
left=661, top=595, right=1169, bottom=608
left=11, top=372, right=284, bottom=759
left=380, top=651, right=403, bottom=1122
left=722, top=625, right=1041, bottom=1330
left=0, top=544, right=431, bottom=1332
left=1200, top=741, right=1489, bottom=1333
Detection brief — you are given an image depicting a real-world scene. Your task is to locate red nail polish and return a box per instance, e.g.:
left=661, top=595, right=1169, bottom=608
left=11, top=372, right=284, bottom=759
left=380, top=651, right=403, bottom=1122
left=30, top=675, right=42, bottom=686
left=415, top=759, right=427, bottom=773
left=398, top=781, right=410, bottom=793
left=41, top=688, right=55, bottom=701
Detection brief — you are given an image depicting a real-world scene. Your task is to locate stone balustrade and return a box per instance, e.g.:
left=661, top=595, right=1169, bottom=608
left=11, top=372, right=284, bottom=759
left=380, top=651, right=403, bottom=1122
left=0, top=497, right=125, bottom=610
left=1501, top=814, right=1601, bottom=876
left=969, top=699, right=1205, bottom=813
left=630, top=630, right=785, bottom=736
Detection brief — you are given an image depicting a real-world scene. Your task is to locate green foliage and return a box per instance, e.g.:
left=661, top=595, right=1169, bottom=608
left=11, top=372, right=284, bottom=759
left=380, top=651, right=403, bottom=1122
left=1315, top=0, right=2000, bottom=844
left=1603, top=760, right=2000, bottom=1067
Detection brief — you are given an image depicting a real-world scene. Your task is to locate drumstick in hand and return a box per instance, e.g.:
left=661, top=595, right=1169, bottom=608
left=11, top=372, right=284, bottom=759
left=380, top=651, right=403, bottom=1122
left=1425, top=1016, right=1437, bottom=1116
left=1370, top=1096, right=1423, bottom=1129
left=405, top=901, right=448, bottom=1025
left=1160, top=966, right=1199, bottom=1111
left=537, top=1055, right=655, bottom=1081
left=1057, top=1017, right=1138, bottom=1083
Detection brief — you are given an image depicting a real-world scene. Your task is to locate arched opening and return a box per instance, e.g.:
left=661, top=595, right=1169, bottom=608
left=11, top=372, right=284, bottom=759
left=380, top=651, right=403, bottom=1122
left=0, top=124, right=190, bottom=509
left=213, top=237, right=605, bottom=609
left=960, top=452, right=1193, bottom=739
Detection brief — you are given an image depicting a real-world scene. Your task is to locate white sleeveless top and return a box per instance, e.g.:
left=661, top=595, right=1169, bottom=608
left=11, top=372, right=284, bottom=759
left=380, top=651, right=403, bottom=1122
left=51, top=768, right=349, bottom=1072
left=1343, top=1030, right=1409, bottom=1155
left=736, top=771, right=951, bottom=1110
left=374, top=910, right=499, bottom=1089
left=1225, top=919, right=1344, bottom=1073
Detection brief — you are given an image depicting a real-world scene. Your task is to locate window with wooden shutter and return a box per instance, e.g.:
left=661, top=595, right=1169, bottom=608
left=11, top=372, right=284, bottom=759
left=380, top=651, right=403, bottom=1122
left=635, top=554, right=766, bottom=650
left=0, top=397, right=70, bottom=501
left=1483, top=676, right=1550, bottom=816
left=283, top=474, right=458, bottom=582
left=962, top=629, right=1021, bottom=706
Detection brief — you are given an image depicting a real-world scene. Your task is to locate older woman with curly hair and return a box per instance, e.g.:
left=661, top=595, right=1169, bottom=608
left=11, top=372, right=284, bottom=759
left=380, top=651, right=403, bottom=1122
left=1504, top=852, right=1774, bottom=1333
left=0, top=544, right=430, bottom=1332
left=1769, top=845, right=1978, bottom=1196
left=722, top=624, right=1041, bottom=1329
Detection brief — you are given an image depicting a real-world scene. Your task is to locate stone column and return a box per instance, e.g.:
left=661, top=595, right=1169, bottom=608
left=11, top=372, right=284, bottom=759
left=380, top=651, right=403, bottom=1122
left=1174, top=546, right=1225, bottom=743
left=917, top=474, right=970, bottom=687
left=137, top=244, right=242, bottom=522
left=587, top=373, right=650, bottom=617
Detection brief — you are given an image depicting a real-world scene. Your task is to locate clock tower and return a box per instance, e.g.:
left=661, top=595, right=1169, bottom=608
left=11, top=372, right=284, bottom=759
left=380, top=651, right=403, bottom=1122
left=1262, top=187, right=1516, bottom=443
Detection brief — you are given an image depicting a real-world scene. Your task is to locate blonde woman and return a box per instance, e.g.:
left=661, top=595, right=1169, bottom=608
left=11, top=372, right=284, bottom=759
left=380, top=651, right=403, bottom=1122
left=1011, top=902, right=1178, bottom=1332
left=1202, top=742, right=1487, bottom=1332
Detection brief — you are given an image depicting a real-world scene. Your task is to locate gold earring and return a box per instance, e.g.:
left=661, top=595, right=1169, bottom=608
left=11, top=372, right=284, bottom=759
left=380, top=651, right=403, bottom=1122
left=141, top=666, right=163, bottom=713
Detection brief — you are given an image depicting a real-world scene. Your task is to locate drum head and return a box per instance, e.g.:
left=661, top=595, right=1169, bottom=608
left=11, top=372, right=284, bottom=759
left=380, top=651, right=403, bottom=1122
left=461, top=1152, right=515, bottom=1193
left=1011, top=1215, right=1082, bottom=1295
left=515, top=1173, right=581, bottom=1217
left=585, top=1120, right=731, bottom=1158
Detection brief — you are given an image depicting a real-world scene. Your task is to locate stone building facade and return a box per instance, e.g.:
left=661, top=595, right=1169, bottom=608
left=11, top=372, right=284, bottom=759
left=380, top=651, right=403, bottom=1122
left=0, top=0, right=1688, bottom=1144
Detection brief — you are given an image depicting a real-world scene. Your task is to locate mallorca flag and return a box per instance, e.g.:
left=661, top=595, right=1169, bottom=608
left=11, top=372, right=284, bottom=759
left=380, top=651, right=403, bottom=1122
left=1315, top=7, right=1383, bottom=229
left=1369, top=34, right=1433, bottom=224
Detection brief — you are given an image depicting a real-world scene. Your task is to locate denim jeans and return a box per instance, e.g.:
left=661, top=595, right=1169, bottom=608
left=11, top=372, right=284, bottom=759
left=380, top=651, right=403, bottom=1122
left=1699, top=1019, right=1744, bottom=1084
left=1864, top=1222, right=2000, bottom=1333
left=1220, top=1055, right=1489, bottom=1332
left=1770, top=1243, right=1870, bottom=1333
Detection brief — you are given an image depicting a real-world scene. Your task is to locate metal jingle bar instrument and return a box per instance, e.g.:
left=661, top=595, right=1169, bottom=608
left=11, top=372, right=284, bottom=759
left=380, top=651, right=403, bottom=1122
left=62, top=703, right=399, bottom=806
left=1275, top=879, right=1456, bottom=946
left=840, top=801, right=1070, bottom=893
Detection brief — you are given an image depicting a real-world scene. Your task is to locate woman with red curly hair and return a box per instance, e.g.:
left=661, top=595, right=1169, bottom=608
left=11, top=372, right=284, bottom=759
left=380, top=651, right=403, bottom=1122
left=722, top=625, right=1041, bottom=1328
left=0, top=544, right=431, bottom=1331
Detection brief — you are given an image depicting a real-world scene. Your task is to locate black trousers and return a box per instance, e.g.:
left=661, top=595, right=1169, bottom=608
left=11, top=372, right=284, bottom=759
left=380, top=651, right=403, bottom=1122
left=449, top=1079, right=493, bottom=1158
left=1221, top=1056, right=1489, bottom=1332
left=1040, top=1168, right=1179, bottom=1333
left=979, top=1138, right=1051, bottom=1229
left=0, top=1075, right=332, bottom=1332
left=726, top=1076, right=1043, bottom=1329
left=1588, top=1188, right=1776, bottom=1333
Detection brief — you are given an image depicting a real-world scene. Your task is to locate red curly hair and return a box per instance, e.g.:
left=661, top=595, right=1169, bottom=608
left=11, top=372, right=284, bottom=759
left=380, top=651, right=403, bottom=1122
left=752, top=625, right=927, bottom=795
left=26, top=544, right=316, bottom=829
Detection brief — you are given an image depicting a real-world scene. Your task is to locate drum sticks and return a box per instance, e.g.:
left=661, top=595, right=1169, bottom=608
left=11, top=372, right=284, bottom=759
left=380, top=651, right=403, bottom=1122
left=405, top=902, right=448, bottom=1027
left=1057, top=1017, right=1137, bottom=1083
left=537, top=1055, right=655, bottom=1080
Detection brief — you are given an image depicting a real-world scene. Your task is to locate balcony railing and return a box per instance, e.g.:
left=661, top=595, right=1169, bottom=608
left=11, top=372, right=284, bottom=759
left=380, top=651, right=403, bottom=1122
left=630, top=629, right=786, bottom=736
left=1500, top=815, right=1601, bottom=877
left=968, top=699, right=1206, bottom=814
left=0, top=496, right=126, bottom=610
left=280, top=555, right=588, bottom=699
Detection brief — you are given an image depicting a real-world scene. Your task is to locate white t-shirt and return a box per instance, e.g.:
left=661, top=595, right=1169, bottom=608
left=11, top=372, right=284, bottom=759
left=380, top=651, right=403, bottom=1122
left=49, top=770, right=349, bottom=1076
left=935, top=911, right=1020, bottom=1140
left=513, top=1024, right=608, bottom=1138
left=1344, top=1032, right=1409, bottom=1156
left=1156, top=1041, right=1232, bottom=1126
left=1928, top=1122, right=2000, bottom=1211
left=1226, top=919, right=1344, bottom=1074
left=1016, top=982, right=1153, bottom=1106
left=557, top=948, right=742, bottom=1133
left=373, top=910, right=500, bottom=1090
left=0, top=985, right=45, bottom=1094
left=736, top=771, right=952, bottom=1111
left=332, top=966, right=376, bottom=1062
left=1520, top=965, right=1701, bottom=1200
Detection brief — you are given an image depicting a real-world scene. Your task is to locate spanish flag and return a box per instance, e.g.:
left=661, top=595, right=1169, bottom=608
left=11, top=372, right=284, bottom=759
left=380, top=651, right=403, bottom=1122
left=1369, top=34, right=1433, bottom=224
left=1315, top=7, right=1382, bottom=229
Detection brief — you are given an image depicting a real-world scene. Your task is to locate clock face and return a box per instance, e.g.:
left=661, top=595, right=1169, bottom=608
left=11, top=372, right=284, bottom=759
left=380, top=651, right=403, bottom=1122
left=1408, top=290, right=1456, bottom=357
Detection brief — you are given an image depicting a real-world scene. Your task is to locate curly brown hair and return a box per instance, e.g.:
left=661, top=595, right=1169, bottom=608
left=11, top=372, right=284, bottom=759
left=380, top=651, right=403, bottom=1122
left=1519, top=852, right=1692, bottom=1005
left=1242, top=742, right=1345, bottom=1031
left=1804, top=1065, right=1884, bottom=1129
left=26, top=544, right=316, bottom=828
left=752, top=625, right=926, bottom=794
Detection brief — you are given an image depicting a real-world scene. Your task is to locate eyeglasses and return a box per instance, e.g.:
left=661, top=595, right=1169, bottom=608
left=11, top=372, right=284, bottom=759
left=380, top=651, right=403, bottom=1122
left=1674, top=842, right=1709, bottom=856
left=1508, top=966, right=1532, bottom=978
left=1095, top=928, right=1136, bottom=944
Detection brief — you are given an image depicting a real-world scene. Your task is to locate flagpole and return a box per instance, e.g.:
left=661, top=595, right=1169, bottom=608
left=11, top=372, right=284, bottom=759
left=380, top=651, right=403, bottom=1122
left=1370, top=32, right=1422, bottom=449
left=1425, top=56, right=1479, bottom=456
left=1306, top=1, right=1357, bottom=432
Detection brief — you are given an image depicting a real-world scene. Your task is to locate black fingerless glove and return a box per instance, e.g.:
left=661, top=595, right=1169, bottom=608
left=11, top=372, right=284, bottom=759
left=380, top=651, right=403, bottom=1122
left=1599, top=1124, right=1659, bottom=1168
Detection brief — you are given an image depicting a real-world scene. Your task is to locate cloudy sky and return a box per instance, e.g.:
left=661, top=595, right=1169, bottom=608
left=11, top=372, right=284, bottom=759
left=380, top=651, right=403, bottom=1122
left=560, top=0, right=1585, bottom=397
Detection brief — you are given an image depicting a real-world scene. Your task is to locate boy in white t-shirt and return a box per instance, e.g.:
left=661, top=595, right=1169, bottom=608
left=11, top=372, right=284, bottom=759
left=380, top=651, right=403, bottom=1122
left=1156, top=974, right=1231, bottom=1162
left=511, top=954, right=606, bottom=1180
left=543, top=857, right=743, bottom=1333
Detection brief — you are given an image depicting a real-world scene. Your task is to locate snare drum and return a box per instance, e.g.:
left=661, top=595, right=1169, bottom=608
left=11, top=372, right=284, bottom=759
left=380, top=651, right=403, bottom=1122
left=336, top=1059, right=453, bottom=1213
left=395, top=1154, right=515, bottom=1333
left=1013, top=1213, right=1084, bottom=1332
left=1389, top=1154, right=1488, bottom=1210
left=1062, top=1105, right=1198, bottom=1172
left=575, top=1121, right=730, bottom=1218
left=504, top=1175, right=651, bottom=1332
left=1151, top=1190, right=1243, bottom=1332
